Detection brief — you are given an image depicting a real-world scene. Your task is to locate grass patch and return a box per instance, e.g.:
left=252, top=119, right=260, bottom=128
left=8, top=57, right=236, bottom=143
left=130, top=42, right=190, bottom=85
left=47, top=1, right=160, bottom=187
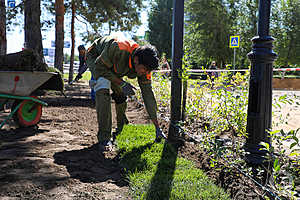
left=116, top=124, right=230, bottom=200
left=63, top=71, right=92, bottom=81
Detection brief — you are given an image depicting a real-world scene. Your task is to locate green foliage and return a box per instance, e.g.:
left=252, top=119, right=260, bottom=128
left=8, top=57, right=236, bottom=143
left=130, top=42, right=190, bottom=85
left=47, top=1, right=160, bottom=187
left=64, top=71, right=91, bottom=81
left=271, top=0, right=300, bottom=66
left=116, top=124, right=230, bottom=200
left=260, top=128, right=300, bottom=199
left=183, top=0, right=300, bottom=68
left=184, top=0, right=234, bottom=67
left=147, top=0, right=173, bottom=59
left=147, top=66, right=299, bottom=198
left=73, top=0, right=143, bottom=42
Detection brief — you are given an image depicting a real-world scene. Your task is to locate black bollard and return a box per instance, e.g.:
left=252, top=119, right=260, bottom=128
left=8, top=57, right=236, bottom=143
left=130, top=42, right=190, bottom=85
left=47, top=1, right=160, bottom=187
left=245, top=0, right=277, bottom=165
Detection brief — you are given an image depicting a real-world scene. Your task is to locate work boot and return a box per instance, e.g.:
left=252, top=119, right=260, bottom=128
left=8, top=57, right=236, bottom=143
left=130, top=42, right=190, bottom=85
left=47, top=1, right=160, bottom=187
left=98, top=140, right=113, bottom=152
left=155, top=128, right=167, bottom=143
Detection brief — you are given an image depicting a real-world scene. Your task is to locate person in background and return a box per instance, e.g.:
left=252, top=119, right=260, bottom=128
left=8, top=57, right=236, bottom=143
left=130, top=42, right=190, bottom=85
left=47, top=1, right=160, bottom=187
left=70, top=45, right=88, bottom=84
left=161, top=56, right=171, bottom=78
left=208, top=61, right=218, bottom=86
left=86, top=35, right=167, bottom=152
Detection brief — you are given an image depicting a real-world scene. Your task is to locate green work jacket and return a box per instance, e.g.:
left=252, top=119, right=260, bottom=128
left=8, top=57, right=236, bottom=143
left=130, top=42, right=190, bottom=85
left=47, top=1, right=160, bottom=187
left=86, top=36, right=157, bottom=120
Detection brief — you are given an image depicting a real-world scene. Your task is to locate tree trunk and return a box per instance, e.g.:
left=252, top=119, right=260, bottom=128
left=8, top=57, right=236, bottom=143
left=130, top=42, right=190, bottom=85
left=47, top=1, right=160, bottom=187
left=55, top=0, right=64, bottom=73
left=24, top=0, right=43, bottom=59
left=68, top=0, right=75, bottom=83
left=0, top=0, right=7, bottom=55
left=284, top=35, right=293, bottom=67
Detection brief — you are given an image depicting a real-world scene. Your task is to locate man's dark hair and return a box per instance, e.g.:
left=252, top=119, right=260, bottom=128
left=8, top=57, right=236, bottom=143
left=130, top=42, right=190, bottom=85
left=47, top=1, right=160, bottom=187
left=78, top=45, right=85, bottom=51
left=133, top=45, right=159, bottom=71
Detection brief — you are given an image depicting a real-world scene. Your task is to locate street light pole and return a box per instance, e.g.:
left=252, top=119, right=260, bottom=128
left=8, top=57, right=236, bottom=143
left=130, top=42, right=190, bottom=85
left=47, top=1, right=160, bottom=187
left=168, top=0, right=184, bottom=140
left=245, top=0, right=277, bottom=164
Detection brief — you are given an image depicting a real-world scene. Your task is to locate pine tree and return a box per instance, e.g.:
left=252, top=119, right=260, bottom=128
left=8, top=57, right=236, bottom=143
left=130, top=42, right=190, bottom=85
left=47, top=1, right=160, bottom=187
left=0, top=0, right=6, bottom=55
left=147, top=0, right=173, bottom=59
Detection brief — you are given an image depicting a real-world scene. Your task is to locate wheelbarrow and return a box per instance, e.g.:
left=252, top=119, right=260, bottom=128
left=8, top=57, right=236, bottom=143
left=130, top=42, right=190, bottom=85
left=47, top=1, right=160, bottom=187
left=0, top=71, right=64, bottom=128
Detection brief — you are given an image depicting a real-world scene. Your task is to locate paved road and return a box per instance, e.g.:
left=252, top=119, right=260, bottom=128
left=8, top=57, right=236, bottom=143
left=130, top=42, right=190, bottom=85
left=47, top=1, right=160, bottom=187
left=273, top=89, right=300, bottom=131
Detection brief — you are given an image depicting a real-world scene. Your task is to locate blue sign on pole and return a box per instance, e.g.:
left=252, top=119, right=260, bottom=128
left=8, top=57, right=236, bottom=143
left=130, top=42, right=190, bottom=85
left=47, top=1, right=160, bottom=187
left=51, top=41, right=55, bottom=48
left=43, top=48, right=48, bottom=56
left=64, top=41, right=71, bottom=48
left=51, top=41, right=71, bottom=48
left=48, top=48, right=55, bottom=57
left=7, top=0, right=15, bottom=8
left=229, top=36, right=240, bottom=48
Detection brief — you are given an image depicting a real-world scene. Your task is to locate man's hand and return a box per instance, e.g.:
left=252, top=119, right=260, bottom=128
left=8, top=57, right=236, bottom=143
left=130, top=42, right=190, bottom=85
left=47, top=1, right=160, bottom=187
left=155, top=127, right=167, bottom=142
left=120, top=81, right=136, bottom=96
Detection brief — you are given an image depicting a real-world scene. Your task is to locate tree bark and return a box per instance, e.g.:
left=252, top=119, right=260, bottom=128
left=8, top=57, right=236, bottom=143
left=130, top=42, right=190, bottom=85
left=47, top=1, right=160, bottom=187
left=284, top=35, right=293, bottom=67
left=55, top=0, right=64, bottom=73
left=24, top=0, right=43, bottom=59
left=0, top=0, right=7, bottom=55
left=68, top=0, right=75, bottom=83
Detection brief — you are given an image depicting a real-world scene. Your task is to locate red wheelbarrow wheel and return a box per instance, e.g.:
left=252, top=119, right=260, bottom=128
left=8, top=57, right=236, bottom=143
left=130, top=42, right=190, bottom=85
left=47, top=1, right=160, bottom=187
left=12, top=97, right=42, bottom=127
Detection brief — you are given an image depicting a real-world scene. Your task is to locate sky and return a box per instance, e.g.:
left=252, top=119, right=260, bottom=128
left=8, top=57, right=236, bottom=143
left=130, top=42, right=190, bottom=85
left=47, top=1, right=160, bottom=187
left=6, top=1, right=149, bottom=55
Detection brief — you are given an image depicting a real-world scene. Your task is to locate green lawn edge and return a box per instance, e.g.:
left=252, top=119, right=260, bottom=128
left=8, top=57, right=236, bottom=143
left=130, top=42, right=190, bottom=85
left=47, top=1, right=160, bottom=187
left=116, top=124, right=231, bottom=200
left=63, top=71, right=92, bottom=81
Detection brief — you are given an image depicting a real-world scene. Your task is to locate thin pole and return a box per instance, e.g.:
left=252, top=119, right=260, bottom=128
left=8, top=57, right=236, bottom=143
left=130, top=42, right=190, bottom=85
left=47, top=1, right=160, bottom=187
left=168, top=0, right=184, bottom=140
left=233, top=48, right=236, bottom=70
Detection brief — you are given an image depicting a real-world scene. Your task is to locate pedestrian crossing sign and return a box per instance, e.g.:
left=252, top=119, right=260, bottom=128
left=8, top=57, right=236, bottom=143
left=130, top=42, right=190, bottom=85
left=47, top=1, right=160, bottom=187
left=229, top=36, right=240, bottom=48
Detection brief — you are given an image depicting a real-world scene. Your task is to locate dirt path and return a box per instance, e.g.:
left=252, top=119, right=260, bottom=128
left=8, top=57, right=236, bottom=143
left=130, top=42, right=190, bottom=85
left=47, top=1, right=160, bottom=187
left=0, top=81, right=151, bottom=200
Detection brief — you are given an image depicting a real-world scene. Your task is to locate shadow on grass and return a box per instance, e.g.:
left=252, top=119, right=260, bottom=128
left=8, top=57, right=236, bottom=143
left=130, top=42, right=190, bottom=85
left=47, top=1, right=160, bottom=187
left=145, top=142, right=179, bottom=200
left=119, top=142, right=155, bottom=172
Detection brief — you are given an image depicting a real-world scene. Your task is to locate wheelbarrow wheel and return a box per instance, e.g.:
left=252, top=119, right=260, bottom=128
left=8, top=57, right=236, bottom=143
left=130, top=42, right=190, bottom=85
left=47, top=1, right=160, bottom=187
left=11, top=97, right=42, bottom=127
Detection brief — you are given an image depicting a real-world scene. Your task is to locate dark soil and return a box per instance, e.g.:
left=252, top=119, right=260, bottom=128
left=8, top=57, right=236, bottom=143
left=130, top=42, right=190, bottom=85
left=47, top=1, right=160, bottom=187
left=0, top=80, right=274, bottom=199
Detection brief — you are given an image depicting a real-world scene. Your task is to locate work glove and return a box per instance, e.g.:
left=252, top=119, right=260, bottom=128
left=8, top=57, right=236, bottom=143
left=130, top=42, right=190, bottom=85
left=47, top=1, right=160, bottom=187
left=155, top=127, right=167, bottom=142
left=89, top=80, right=97, bottom=89
left=120, top=81, right=136, bottom=96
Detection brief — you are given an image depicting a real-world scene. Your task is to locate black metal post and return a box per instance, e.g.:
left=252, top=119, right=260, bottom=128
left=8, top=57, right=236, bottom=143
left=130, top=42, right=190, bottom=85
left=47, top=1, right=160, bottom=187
left=168, top=0, right=184, bottom=140
left=245, top=0, right=277, bottom=164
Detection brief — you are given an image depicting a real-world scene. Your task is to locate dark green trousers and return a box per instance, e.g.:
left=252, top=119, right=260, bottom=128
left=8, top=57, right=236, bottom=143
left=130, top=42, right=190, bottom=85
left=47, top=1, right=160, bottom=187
left=95, top=89, right=112, bottom=142
left=95, top=84, right=128, bottom=142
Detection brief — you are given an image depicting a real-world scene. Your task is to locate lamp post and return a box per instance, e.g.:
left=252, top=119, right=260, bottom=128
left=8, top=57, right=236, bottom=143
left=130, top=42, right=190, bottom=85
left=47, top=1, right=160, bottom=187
left=245, top=0, right=277, bottom=164
left=168, top=0, right=184, bottom=140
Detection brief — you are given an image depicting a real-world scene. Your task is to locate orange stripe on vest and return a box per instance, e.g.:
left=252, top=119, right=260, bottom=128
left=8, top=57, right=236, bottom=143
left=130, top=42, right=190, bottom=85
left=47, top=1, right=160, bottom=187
left=115, top=38, right=139, bottom=69
left=146, top=73, right=151, bottom=80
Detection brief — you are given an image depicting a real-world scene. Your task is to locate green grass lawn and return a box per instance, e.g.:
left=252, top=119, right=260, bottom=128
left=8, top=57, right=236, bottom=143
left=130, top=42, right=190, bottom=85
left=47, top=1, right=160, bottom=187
left=63, top=71, right=92, bottom=81
left=116, top=124, right=230, bottom=200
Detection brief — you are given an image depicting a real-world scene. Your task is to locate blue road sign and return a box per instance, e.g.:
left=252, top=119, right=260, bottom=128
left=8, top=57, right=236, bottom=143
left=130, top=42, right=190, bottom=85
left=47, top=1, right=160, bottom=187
left=7, top=0, right=15, bottom=8
left=64, top=41, right=70, bottom=48
left=48, top=48, right=55, bottom=57
left=51, top=41, right=71, bottom=48
left=43, top=48, right=48, bottom=56
left=229, top=36, right=240, bottom=48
